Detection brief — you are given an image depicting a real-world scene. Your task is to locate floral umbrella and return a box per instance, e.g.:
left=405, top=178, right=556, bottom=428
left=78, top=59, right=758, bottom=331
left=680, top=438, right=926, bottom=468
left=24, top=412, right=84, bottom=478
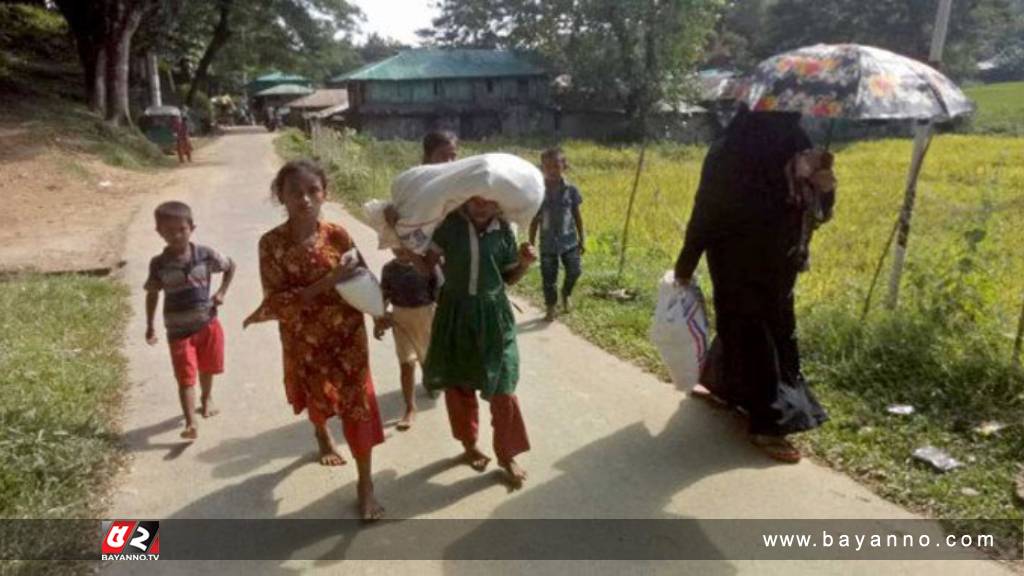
left=736, top=43, right=974, bottom=121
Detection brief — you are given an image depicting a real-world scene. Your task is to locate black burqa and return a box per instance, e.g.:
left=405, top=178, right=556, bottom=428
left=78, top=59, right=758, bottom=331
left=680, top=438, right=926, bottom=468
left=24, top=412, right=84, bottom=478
left=675, top=109, right=828, bottom=437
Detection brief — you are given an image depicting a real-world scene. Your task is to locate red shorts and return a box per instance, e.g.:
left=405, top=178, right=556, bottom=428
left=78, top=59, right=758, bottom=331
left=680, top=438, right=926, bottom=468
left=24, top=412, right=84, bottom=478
left=168, top=318, right=225, bottom=387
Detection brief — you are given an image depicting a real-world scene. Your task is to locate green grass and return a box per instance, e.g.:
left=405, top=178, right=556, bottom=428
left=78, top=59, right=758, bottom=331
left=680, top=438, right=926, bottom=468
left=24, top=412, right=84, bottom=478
left=280, top=129, right=1024, bottom=536
left=964, top=82, right=1024, bottom=136
left=0, top=274, right=129, bottom=520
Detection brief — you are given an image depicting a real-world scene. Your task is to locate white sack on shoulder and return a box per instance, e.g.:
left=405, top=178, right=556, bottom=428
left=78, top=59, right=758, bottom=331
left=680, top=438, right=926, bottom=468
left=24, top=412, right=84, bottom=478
left=364, top=153, right=544, bottom=252
left=649, top=270, right=710, bottom=391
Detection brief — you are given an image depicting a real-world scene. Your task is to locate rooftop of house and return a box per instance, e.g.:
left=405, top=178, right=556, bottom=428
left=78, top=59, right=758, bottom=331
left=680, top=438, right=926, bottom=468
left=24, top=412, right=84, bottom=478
left=287, top=89, right=348, bottom=109
left=254, top=83, right=315, bottom=97
left=333, top=49, right=547, bottom=83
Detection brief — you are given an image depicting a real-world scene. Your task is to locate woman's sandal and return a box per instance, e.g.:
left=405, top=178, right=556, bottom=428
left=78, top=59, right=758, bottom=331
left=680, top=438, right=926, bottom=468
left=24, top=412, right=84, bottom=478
left=750, top=434, right=802, bottom=464
left=690, top=384, right=729, bottom=408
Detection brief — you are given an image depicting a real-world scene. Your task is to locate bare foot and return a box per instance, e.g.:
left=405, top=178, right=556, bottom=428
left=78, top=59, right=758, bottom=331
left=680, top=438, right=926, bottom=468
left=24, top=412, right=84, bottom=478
left=199, top=401, right=220, bottom=418
left=315, top=427, right=347, bottom=466
left=396, top=410, right=415, bottom=431
left=462, top=446, right=491, bottom=472
left=499, top=458, right=527, bottom=488
left=358, top=481, right=384, bottom=522
left=180, top=426, right=198, bottom=440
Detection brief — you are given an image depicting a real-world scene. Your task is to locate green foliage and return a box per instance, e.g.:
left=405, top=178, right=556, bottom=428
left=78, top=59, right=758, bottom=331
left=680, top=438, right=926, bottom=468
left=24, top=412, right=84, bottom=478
left=0, top=4, right=71, bottom=62
left=0, top=275, right=129, bottom=519
left=160, top=0, right=364, bottom=93
left=284, top=129, right=1024, bottom=524
left=964, top=82, right=1024, bottom=135
left=755, top=0, right=1019, bottom=80
left=425, top=0, right=724, bottom=126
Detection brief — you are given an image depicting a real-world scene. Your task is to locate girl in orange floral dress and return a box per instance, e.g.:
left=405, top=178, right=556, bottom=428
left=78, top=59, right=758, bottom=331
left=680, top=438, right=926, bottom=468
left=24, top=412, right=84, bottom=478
left=243, top=159, right=385, bottom=520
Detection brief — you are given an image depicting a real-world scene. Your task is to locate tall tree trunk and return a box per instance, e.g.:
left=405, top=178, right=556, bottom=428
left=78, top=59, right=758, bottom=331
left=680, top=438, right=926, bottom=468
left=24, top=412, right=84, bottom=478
left=93, top=46, right=108, bottom=116
left=187, top=0, right=233, bottom=108
left=56, top=0, right=106, bottom=114
left=147, top=51, right=162, bottom=107
left=104, top=1, right=146, bottom=126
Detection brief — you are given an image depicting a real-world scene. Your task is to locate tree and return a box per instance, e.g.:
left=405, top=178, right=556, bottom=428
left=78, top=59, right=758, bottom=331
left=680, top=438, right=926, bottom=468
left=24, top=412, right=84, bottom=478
left=759, top=0, right=1018, bottom=79
left=186, top=0, right=232, bottom=107
left=55, top=0, right=170, bottom=125
left=424, top=0, right=724, bottom=133
left=157, top=0, right=363, bottom=97
left=359, top=33, right=408, bottom=64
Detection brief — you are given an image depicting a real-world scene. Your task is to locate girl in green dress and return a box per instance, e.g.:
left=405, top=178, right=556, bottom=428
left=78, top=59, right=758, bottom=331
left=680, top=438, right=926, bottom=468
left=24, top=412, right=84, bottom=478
left=423, top=197, right=537, bottom=487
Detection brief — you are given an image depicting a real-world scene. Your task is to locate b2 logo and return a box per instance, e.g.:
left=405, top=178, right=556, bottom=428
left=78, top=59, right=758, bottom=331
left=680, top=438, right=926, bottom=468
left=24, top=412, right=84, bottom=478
left=101, top=521, right=160, bottom=560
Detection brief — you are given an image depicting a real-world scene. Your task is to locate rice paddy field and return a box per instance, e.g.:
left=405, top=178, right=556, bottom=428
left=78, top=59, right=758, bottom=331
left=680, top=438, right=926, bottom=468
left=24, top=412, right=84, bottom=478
left=965, top=81, right=1024, bottom=136
left=278, top=118, right=1024, bottom=543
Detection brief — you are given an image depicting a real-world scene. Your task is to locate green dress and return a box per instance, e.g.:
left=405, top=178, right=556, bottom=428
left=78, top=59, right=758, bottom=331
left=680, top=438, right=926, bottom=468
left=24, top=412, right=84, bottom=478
left=423, top=210, right=521, bottom=399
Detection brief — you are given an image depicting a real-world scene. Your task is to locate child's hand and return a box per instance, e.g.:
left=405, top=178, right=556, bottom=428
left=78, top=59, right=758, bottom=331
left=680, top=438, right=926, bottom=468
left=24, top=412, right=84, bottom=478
left=212, top=291, right=226, bottom=306
left=372, top=315, right=392, bottom=340
left=518, top=243, right=537, bottom=265
left=578, top=241, right=586, bottom=256
left=145, top=327, right=158, bottom=346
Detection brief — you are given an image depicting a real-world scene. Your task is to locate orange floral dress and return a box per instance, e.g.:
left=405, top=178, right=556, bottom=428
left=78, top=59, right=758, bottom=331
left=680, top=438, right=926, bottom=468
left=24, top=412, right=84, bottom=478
left=246, top=221, right=384, bottom=444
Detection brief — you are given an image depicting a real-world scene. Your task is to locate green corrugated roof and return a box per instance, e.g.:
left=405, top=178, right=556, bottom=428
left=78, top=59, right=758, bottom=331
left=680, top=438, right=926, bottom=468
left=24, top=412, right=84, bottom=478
left=333, top=49, right=546, bottom=82
left=246, top=71, right=312, bottom=93
left=255, top=83, right=315, bottom=97
left=254, top=71, right=310, bottom=83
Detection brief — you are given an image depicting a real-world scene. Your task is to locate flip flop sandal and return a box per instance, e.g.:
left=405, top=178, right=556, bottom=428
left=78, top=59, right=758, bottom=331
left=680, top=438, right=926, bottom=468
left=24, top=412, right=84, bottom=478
left=690, top=384, right=729, bottom=408
left=750, top=435, right=802, bottom=463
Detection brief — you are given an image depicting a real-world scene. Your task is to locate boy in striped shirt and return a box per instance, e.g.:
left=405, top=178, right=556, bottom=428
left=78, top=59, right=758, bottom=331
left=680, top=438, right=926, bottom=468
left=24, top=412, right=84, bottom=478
left=144, top=201, right=235, bottom=439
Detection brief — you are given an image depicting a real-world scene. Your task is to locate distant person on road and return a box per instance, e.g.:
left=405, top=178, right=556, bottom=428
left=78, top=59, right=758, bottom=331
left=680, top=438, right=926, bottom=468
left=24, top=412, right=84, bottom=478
left=173, top=115, right=192, bottom=164
left=243, top=159, right=385, bottom=521
left=529, top=147, right=585, bottom=322
left=674, top=106, right=835, bottom=463
left=374, top=130, right=458, bottom=431
left=144, top=201, right=236, bottom=440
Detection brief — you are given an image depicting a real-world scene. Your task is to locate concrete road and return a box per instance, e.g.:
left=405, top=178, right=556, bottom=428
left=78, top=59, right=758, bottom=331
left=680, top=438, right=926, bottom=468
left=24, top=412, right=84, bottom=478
left=105, top=128, right=1016, bottom=575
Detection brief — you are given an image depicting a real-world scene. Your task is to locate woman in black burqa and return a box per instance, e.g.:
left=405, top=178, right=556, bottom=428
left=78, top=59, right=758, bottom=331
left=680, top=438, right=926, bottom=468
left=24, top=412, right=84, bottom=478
left=673, top=107, right=834, bottom=463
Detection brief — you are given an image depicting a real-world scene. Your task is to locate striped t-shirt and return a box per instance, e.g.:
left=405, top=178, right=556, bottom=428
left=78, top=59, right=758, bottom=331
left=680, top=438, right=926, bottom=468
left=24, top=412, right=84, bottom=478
left=144, top=243, right=231, bottom=340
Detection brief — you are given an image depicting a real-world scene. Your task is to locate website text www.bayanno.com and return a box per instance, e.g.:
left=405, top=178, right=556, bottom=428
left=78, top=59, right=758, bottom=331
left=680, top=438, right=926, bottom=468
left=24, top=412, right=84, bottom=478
left=762, top=530, right=996, bottom=553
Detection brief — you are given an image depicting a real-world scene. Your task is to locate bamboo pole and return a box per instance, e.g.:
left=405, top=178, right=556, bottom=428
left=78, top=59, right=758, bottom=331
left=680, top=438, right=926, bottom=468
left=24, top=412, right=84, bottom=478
left=1014, top=290, right=1024, bottom=367
left=617, top=142, right=647, bottom=282
left=885, top=0, right=954, bottom=308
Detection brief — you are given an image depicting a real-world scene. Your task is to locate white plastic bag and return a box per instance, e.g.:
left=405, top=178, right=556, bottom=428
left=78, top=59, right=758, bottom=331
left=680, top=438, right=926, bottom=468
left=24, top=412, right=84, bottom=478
left=334, top=253, right=385, bottom=318
left=364, top=153, right=544, bottom=253
left=649, top=270, right=710, bottom=390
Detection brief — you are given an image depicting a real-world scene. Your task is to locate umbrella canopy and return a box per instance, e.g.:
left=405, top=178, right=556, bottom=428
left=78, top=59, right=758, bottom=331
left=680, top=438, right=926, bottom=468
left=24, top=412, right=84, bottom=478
left=738, top=44, right=974, bottom=121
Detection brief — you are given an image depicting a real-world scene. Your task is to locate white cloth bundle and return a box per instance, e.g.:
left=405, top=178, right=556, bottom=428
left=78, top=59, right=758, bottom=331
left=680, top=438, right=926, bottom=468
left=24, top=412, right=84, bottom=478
left=649, top=271, right=710, bottom=390
left=364, top=153, right=544, bottom=253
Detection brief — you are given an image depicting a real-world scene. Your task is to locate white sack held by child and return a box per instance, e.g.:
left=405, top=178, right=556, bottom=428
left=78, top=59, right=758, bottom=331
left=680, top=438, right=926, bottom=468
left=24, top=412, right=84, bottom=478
left=364, top=153, right=544, bottom=253
left=333, top=250, right=385, bottom=318
left=649, top=270, right=710, bottom=391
